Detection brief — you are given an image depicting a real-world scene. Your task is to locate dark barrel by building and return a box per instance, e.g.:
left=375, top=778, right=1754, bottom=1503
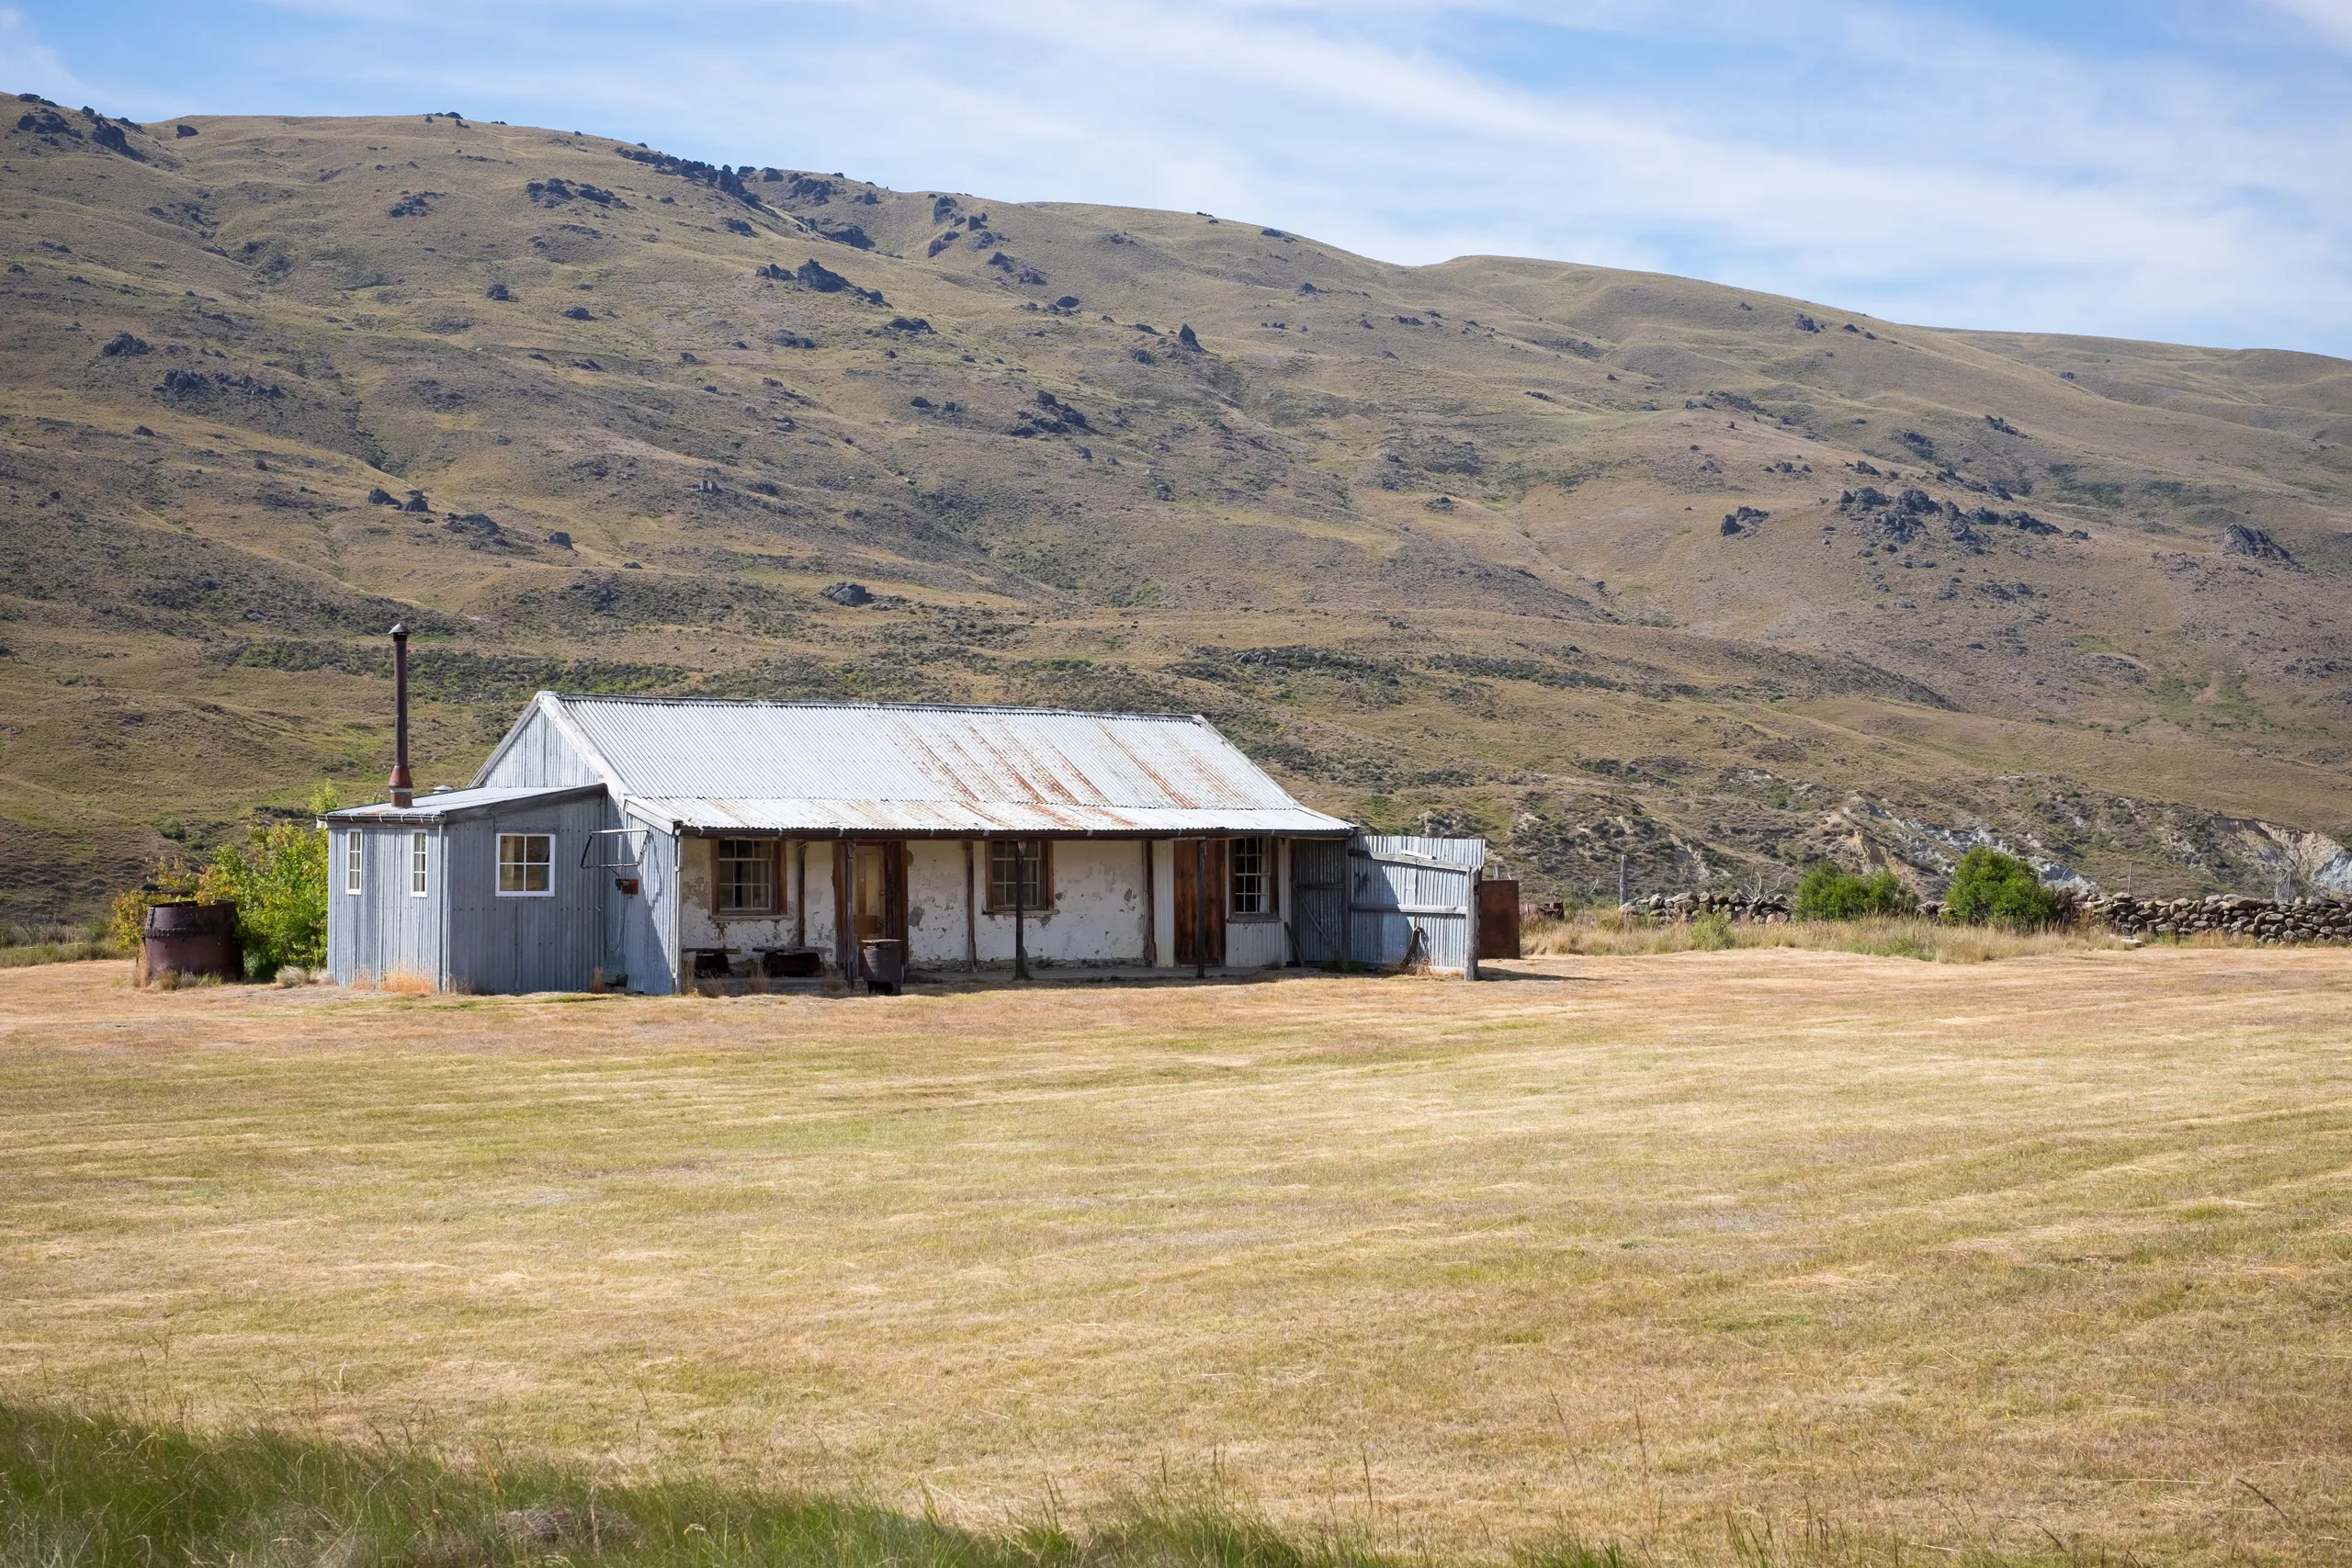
left=141, top=901, right=242, bottom=983
left=858, top=937, right=906, bottom=994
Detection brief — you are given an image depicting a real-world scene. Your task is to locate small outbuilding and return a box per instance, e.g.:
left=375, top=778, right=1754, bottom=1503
left=324, top=693, right=1487, bottom=993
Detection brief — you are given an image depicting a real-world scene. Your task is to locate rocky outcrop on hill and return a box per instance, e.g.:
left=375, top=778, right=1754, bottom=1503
left=2223, top=522, right=2292, bottom=562
left=1838, top=487, right=2070, bottom=549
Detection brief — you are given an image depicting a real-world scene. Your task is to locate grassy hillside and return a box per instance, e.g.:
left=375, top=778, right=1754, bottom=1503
left=5, top=96, right=2350, bottom=918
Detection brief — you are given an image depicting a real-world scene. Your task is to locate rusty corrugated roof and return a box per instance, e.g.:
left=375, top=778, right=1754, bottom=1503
left=498, top=695, right=1354, bottom=837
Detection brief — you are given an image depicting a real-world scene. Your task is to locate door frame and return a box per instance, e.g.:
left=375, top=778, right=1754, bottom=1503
left=1173, top=837, right=1227, bottom=969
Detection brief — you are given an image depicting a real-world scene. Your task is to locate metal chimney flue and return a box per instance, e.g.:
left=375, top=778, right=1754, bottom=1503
left=388, top=622, right=413, bottom=807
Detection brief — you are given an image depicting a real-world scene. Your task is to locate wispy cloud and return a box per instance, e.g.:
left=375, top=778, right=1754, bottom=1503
left=2260, top=0, right=2352, bottom=49
left=0, top=6, right=90, bottom=102
left=6, top=0, right=2349, bottom=354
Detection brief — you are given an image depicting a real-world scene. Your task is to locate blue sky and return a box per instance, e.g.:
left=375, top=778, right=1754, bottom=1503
left=6, top=1, right=2350, bottom=356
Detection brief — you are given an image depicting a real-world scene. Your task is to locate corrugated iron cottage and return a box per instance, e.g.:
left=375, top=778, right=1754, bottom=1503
left=323, top=689, right=1484, bottom=993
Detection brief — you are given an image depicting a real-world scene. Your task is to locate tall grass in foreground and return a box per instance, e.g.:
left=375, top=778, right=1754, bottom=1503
left=0, top=1403, right=1417, bottom=1568
left=0, top=1404, right=2121, bottom=1568
left=1521, top=914, right=2126, bottom=964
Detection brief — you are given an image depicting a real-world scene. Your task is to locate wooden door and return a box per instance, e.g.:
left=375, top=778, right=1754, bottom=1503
left=1477, top=877, right=1521, bottom=960
left=1172, top=839, right=1227, bottom=967
left=853, top=840, right=907, bottom=942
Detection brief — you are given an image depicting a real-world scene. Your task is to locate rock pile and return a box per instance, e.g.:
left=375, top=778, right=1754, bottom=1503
left=2080, top=893, right=2349, bottom=942
left=2222, top=523, right=2292, bottom=563
left=1623, top=892, right=1793, bottom=922
left=1838, top=486, right=2077, bottom=549
left=527, top=178, right=625, bottom=209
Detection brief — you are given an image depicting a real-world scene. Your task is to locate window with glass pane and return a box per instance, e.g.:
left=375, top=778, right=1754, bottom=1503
left=411, top=831, right=428, bottom=896
left=497, top=833, right=552, bottom=895
left=987, top=840, right=1047, bottom=911
left=1230, top=837, right=1271, bottom=916
left=345, top=835, right=363, bottom=894
left=716, top=839, right=775, bottom=913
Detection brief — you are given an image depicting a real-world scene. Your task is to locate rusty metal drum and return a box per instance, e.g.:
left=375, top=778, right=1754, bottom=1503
left=142, top=901, right=241, bottom=983
left=858, top=937, right=906, bottom=994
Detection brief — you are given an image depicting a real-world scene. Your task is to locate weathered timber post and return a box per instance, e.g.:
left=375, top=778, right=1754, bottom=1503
left=1193, top=838, right=1207, bottom=980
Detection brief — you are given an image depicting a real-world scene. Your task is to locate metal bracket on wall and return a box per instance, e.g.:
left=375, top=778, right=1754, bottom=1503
left=582, top=827, right=650, bottom=869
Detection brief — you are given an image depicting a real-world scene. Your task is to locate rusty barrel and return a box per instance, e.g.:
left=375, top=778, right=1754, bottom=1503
left=142, top=901, right=241, bottom=982
left=858, top=937, right=906, bottom=994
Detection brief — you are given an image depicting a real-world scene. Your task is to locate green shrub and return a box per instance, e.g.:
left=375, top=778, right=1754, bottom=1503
left=107, top=855, right=202, bottom=953
left=1793, top=863, right=1917, bottom=920
left=1943, top=847, right=2062, bottom=929
left=108, top=786, right=338, bottom=980
left=1690, top=911, right=1734, bottom=950
left=198, top=785, right=337, bottom=977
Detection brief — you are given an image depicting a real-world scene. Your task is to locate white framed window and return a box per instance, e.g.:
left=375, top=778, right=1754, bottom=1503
left=1230, top=837, right=1274, bottom=918
left=497, top=833, right=553, bottom=896
left=986, top=840, right=1050, bottom=912
left=411, top=831, right=429, bottom=897
left=716, top=839, right=777, bottom=915
left=345, top=834, right=363, bottom=895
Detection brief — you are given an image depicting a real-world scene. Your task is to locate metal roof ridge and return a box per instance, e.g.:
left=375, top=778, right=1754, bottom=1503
left=634, top=792, right=1341, bottom=809
left=541, top=692, right=1213, bottom=724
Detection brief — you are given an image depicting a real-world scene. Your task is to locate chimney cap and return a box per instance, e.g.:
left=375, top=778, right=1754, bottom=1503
left=390, top=621, right=408, bottom=637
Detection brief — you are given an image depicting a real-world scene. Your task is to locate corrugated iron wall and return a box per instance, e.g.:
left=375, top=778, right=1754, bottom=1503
left=441, top=795, right=609, bottom=994
left=1293, top=840, right=1348, bottom=965
left=325, top=825, right=447, bottom=987
left=1347, top=834, right=1487, bottom=977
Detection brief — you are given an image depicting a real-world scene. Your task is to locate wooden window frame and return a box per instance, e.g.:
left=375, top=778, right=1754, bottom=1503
left=497, top=832, right=554, bottom=897
left=983, top=839, right=1054, bottom=913
left=410, top=830, right=429, bottom=897
left=713, top=837, right=783, bottom=919
left=1228, top=836, right=1278, bottom=920
left=344, top=833, right=363, bottom=895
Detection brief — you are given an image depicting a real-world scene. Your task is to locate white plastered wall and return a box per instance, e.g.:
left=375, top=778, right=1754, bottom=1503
left=906, top=839, right=1154, bottom=967
left=676, top=838, right=842, bottom=970
left=669, top=836, right=1296, bottom=974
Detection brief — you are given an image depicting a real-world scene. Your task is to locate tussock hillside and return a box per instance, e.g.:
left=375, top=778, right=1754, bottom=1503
left=5, top=96, right=2350, bottom=918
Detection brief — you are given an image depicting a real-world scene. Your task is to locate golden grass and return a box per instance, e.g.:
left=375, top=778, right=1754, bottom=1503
left=1521, top=914, right=2129, bottom=964
left=3, top=953, right=2348, bottom=1565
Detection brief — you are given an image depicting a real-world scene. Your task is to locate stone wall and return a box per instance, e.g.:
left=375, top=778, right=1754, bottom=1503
left=1623, top=892, right=1793, bottom=922
left=2075, top=893, right=2352, bottom=943
left=1612, top=888, right=2352, bottom=943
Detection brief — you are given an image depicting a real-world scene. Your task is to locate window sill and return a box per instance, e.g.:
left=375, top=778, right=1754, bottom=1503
left=713, top=910, right=787, bottom=921
left=1227, top=913, right=1282, bottom=924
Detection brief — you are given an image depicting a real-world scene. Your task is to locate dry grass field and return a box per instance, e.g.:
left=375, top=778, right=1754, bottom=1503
left=3, top=951, right=2349, bottom=1565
